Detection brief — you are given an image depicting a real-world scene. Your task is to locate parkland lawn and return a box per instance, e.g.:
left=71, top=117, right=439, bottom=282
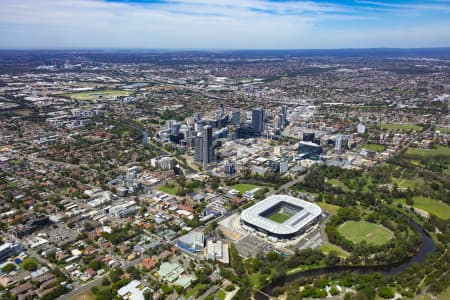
left=231, top=183, right=260, bottom=193
left=317, top=202, right=341, bottom=215
left=361, top=143, right=386, bottom=152
left=327, top=179, right=350, bottom=192
left=320, top=242, right=349, bottom=258
left=157, top=182, right=179, bottom=195
left=404, top=145, right=450, bottom=159
left=378, top=123, right=423, bottom=132
left=338, top=221, right=394, bottom=246
left=397, top=196, right=450, bottom=220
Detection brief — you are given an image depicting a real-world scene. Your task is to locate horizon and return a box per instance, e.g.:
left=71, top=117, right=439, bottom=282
left=1, top=0, right=450, bottom=49
left=1, top=46, right=450, bottom=51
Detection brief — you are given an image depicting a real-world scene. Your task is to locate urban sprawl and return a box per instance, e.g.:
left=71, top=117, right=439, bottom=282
left=0, top=50, right=449, bottom=300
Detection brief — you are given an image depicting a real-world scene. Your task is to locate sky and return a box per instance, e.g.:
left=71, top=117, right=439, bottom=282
left=1, top=0, right=450, bottom=49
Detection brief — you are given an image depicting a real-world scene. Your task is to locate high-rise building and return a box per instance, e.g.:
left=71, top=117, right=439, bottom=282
left=335, top=134, right=343, bottom=153
left=194, top=136, right=203, bottom=163
left=281, top=105, right=288, bottom=128
left=224, top=159, right=236, bottom=175
left=277, top=113, right=284, bottom=129
left=252, top=107, right=264, bottom=133
left=231, top=110, right=240, bottom=125
left=220, top=103, right=225, bottom=116
left=202, top=125, right=214, bottom=168
left=195, top=126, right=214, bottom=167
left=357, top=124, right=366, bottom=134
left=194, top=112, right=201, bottom=122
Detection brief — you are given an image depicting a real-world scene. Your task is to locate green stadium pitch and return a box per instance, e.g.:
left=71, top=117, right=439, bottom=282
left=269, top=212, right=293, bottom=223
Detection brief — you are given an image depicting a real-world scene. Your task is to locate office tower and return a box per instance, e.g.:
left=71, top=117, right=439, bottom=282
left=194, top=112, right=201, bottom=122
left=194, top=136, right=203, bottom=163
left=335, top=134, right=343, bottom=153
left=357, top=123, right=366, bottom=134
left=302, top=132, right=315, bottom=142
left=224, top=159, right=236, bottom=175
left=277, top=113, right=284, bottom=129
left=231, top=110, right=240, bottom=125
left=281, top=105, right=288, bottom=128
left=166, top=120, right=174, bottom=130
left=170, top=122, right=180, bottom=136
left=252, top=107, right=264, bottom=133
left=202, top=125, right=214, bottom=168
left=194, top=126, right=214, bottom=167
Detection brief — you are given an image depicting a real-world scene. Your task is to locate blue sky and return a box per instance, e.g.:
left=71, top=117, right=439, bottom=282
left=1, top=0, right=450, bottom=49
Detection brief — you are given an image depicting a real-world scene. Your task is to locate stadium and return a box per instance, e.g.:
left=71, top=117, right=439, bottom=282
left=240, top=195, right=322, bottom=239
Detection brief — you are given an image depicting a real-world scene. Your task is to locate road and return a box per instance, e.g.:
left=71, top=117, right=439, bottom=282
left=57, top=256, right=144, bottom=300
left=267, top=174, right=305, bottom=196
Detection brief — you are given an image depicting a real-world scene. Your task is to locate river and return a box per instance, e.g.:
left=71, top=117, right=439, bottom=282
left=255, top=219, right=436, bottom=299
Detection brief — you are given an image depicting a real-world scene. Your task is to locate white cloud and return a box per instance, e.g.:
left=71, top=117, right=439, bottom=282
left=0, top=0, right=449, bottom=48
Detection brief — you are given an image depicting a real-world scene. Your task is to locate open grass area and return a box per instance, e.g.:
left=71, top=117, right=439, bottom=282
left=60, top=89, right=131, bottom=100
left=438, top=286, right=450, bottom=300
left=320, top=242, right=349, bottom=258
left=404, top=145, right=450, bottom=159
left=269, top=212, right=292, bottom=223
left=70, top=290, right=96, bottom=300
left=317, top=202, right=341, bottom=214
left=397, top=196, right=450, bottom=220
left=361, top=143, right=387, bottom=152
left=249, top=272, right=268, bottom=289
left=286, top=262, right=326, bottom=275
left=157, top=182, right=179, bottom=195
left=338, top=221, right=394, bottom=246
left=435, top=127, right=450, bottom=134
left=231, top=183, right=260, bottom=193
left=328, top=179, right=350, bottom=192
left=379, top=123, right=423, bottom=132
left=391, top=177, right=418, bottom=189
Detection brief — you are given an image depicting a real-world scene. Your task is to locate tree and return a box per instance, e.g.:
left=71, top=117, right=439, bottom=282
left=378, top=286, right=395, bottom=299
left=330, top=286, right=340, bottom=296
left=22, top=258, right=38, bottom=271
left=325, top=251, right=341, bottom=266
left=102, top=277, right=110, bottom=286
left=2, top=263, right=16, bottom=273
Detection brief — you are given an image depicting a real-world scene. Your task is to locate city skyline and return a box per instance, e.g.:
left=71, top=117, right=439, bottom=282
left=1, top=0, right=450, bottom=49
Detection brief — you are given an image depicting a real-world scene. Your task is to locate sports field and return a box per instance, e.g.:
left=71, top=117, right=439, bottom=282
left=61, top=89, right=131, bottom=100
left=338, top=221, right=394, bottom=246
left=269, top=212, right=292, bottom=223
left=361, top=143, right=386, bottom=152
left=231, top=183, right=260, bottom=193
left=379, top=123, right=423, bottom=132
left=158, top=182, right=179, bottom=195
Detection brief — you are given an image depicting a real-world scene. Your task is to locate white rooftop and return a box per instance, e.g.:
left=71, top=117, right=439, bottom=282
left=241, top=195, right=322, bottom=236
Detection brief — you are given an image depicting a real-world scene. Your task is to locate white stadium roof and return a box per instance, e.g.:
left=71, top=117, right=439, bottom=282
left=240, top=195, right=322, bottom=236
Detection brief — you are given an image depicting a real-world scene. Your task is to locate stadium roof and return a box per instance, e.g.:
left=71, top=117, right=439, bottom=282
left=240, top=195, right=322, bottom=236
